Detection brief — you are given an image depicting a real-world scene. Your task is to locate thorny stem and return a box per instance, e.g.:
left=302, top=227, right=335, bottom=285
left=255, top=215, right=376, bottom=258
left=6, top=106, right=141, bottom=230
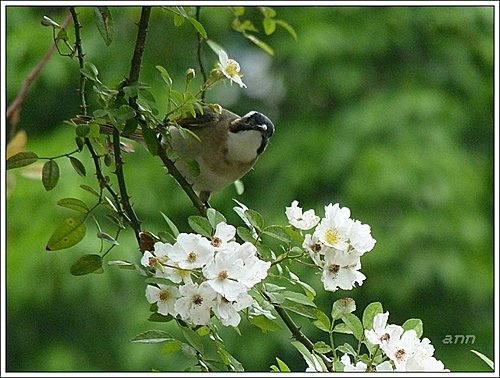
left=112, top=6, right=152, bottom=245
left=157, top=143, right=208, bottom=217
left=262, top=291, right=334, bottom=371
left=69, top=7, right=88, bottom=115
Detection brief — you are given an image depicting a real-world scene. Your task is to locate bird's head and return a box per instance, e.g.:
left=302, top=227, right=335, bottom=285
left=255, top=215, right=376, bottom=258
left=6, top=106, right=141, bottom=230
left=230, top=111, right=275, bottom=155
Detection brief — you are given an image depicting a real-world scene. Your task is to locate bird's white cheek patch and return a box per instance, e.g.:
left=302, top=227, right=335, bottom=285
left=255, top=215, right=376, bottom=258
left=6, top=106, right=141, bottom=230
left=226, top=130, right=262, bottom=163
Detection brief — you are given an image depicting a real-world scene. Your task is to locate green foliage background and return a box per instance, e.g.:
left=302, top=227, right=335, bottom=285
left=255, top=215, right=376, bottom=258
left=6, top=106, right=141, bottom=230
left=5, top=5, right=494, bottom=372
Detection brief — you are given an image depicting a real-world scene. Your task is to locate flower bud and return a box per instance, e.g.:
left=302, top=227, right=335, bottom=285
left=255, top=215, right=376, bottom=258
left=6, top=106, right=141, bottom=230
left=186, top=68, right=196, bottom=82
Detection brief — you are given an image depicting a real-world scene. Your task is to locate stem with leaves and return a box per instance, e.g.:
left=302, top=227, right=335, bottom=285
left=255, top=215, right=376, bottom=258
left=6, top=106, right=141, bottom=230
left=69, top=7, right=88, bottom=116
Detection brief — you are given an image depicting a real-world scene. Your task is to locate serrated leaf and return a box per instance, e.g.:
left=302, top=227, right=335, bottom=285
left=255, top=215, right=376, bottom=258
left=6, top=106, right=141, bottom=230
left=249, top=314, right=281, bottom=333
left=236, top=226, right=256, bottom=243
left=46, top=217, right=86, bottom=251
left=402, top=318, right=423, bottom=338
left=69, top=156, right=86, bottom=177
left=188, top=215, right=212, bottom=237
left=362, top=301, right=383, bottom=330
left=94, top=6, right=113, bottom=46
left=132, top=330, right=171, bottom=343
left=262, top=225, right=291, bottom=243
left=274, top=357, right=290, bottom=372
left=42, top=160, right=59, bottom=191
left=181, top=326, right=203, bottom=354
left=76, top=124, right=91, bottom=137
left=282, top=302, right=317, bottom=319
left=6, top=151, right=38, bottom=169
left=336, top=342, right=357, bottom=357
left=70, top=254, right=102, bottom=275
left=117, top=104, right=136, bottom=122
left=341, top=313, right=364, bottom=340
left=314, top=341, right=331, bottom=354
left=206, top=208, right=226, bottom=229
left=107, top=260, right=136, bottom=270
left=57, top=198, right=89, bottom=213
left=160, top=211, right=179, bottom=237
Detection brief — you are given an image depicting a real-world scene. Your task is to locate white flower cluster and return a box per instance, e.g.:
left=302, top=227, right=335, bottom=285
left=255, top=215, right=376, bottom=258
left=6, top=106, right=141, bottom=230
left=285, top=201, right=376, bottom=292
left=142, top=222, right=270, bottom=327
left=348, top=311, right=448, bottom=372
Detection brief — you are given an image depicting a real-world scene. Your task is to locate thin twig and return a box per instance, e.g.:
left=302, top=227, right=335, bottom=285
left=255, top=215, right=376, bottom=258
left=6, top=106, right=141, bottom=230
left=6, top=11, right=73, bottom=132
left=195, top=6, right=207, bottom=101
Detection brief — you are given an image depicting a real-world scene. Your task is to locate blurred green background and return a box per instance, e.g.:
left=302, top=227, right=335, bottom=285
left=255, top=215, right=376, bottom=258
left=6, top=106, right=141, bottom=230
left=5, top=5, right=494, bottom=372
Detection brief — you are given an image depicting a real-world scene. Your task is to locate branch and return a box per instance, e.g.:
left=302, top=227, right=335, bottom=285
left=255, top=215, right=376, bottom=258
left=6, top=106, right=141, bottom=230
left=157, top=144, right=208, bottom=216
left=127, top=6, right=151, bottom=86
left=195, top=7, right=207, bottom=101
left=6, top=11, right=73, bottom=130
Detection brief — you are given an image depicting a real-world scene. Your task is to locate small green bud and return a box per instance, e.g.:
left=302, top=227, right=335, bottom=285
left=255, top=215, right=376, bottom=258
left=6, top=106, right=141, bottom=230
left=186, top=68, right=196, bottom=82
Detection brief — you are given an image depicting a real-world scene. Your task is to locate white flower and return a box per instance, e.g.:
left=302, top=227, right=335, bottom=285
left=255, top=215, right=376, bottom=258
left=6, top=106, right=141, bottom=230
left=213, top=292, right=253, bottom=327
left=285, top=200, right=320, bottom=230
left=202, top=248, right=247, bottom=301
left=302, top=233, right=324, bottom=266
left=314, top=203, right=353, bottom=251
left=375, top=361, right=394, bottom=371
left=365, top=312, right=405, bottom=350
left=145, top=284, right=180, bottom=316
left=168, top=233, right=214, bottom=270
left=158, top=261, right=193, bottom=285
left=235, top=242, right=271, bottom=288
left=174, top=282, right=217, bottom=325
left=406, top=338, right=449, bottom=371
left=348, top=219, right=376, bottom=254
left=341, top=353, right=368, bottom=372
left=218, top=50, right=247, bottom=88
left=141, top=241, right=172, bottom=271
left=210, top=222, right=236, bottom=249
left=321, top=248, right=365, bottom=291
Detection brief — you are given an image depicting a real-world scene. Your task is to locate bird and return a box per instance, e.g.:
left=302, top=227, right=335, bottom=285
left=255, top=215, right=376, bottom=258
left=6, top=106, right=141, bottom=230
left=75, top=105, right=275, bottom=204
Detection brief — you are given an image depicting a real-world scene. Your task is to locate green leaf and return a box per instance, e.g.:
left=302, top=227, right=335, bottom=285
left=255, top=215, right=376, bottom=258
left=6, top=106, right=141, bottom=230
left=80, top=62, right=99, bottom=81
left=161, top=339, right=183, bottom=355
left=97, top=231, right=119, bottom=245
left=244, top=33, right=274, bottom=56
left=181, top=326, right=204, bottom=354
left=273, top=357, right=290, bottom=372
left=57, top=198, right=89, bottom=213
left=402, top=318, right=423, bottom=338
left=281, top=302, right=317, bottom=319
left=283, top=291, right=316, bottom=307
left=236, top=226, right=256, bottom=243
left=263, top=17, right=276, bottom=35
left=80, top=184, right=100, bottom=197
left=141, top=124, right=159, bottom=156
left=42, top=160, right=60, bottom=191
left=107, top=260, right=136, bottom=270
left=470, top=350, right=494, bottom=370
left=156, top=65, right=173, bottom=87
left=70, top=254, right=103, bottom=275
left=69, top=156, right=86, bottom=177
left=6, top=151, right=38, bottom=169
left=206, top=208, right=226, bottom=229
left=262, top=225, right=292, bottom=243
left=362, top=302, right=383, bottom=330
left=245, top=209, right=264, bottom=230
left=46, top=217, right=86, bottom=251
left=160, top=211, right=179, bottom=237
left=131, top=330, right=171, bottom=343
left=148, top=312, right=173, bottom=322
left=231, top=6, right=245, bottom=16
left=116, top=104, right=136, bottom=121
left=341, top=313, right=364, bottom=340
left=312, top=309, right=331, bottom=333
left=291, top=341, right=328, bottom=372
left=336, top=342, right=357, bottom=357
left=276, top=19, right=298, bottom=41
left=94, top=7, right=113, bottom=46
left=259, top=6, right=277, bottom=18
left=313, top=341, right=331, bottom=354
left=206, top=39, right=223, bottom=55
left=188, top=17, right=207, bottom=39
left=331, top=297, right=356, bottom=321
left=188, top=215, right=212, bottom=237
left=249, top=314, right=281, bottom=332
left=75, top=123, right=91, bottom=137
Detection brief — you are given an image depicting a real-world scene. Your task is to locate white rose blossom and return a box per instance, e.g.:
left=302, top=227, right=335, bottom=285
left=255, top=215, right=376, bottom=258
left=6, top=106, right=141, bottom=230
left=218, top=50, right=247, bottom=88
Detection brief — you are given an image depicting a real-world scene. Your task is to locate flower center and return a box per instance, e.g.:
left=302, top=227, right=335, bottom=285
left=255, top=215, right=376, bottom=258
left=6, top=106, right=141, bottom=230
left=187, top=251, right=198, bottom=263
left=192, top=294, right=203, bottom=307
left=217, top=270, right=229, bottom=281
left=211, top=236, right=222, bottom=248
left=225, top=59, right=240, bottom=76
left=148, top=256, right=158, bottom=267
left=311, top=243, right=322, bottom=253
left=325, top=228, right=340, bottom=245
left=159, top=289, right=170, bottom=301
left=395, top=349, right=406, bottom=361
left=380, top=333, right=390, bottom=343
left=328, top=263, right=340, bottom=276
